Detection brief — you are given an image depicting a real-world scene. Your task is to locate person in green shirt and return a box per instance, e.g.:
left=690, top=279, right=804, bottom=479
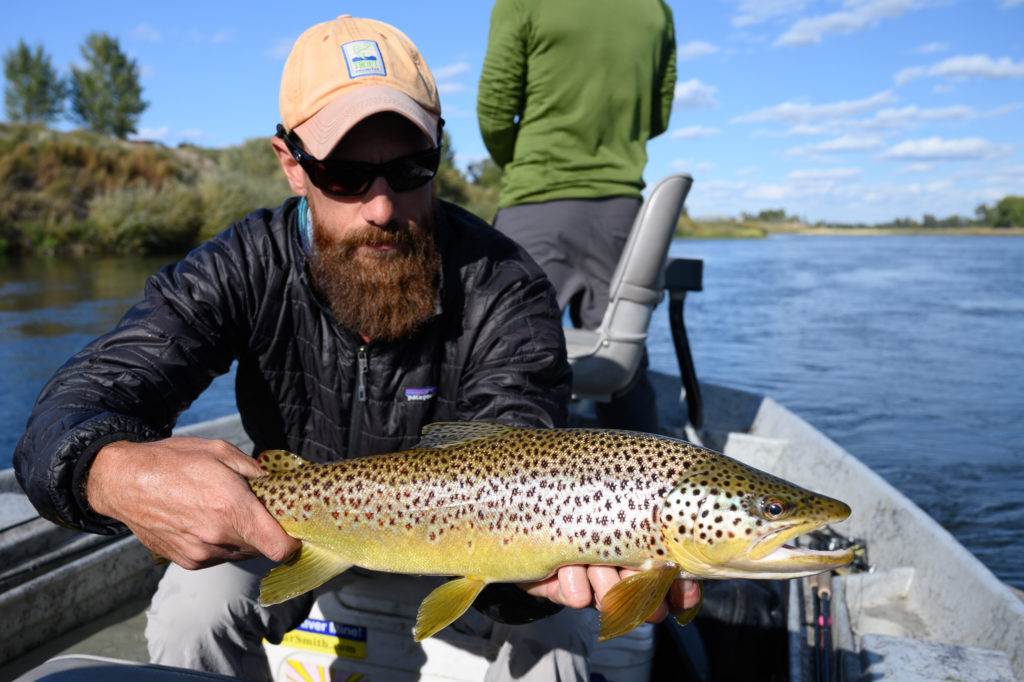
left=478, top=0, right=676, bottom=431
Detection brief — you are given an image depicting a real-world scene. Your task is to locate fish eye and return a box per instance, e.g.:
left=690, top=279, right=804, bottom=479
left=761, top=497, right=790, bottom=519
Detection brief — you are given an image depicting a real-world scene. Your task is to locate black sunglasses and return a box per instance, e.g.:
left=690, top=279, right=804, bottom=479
left=275, top=124, right=441, bottom=197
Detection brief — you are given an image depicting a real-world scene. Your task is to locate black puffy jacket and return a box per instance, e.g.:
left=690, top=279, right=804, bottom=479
left=15, top=197, right=571, bottom=535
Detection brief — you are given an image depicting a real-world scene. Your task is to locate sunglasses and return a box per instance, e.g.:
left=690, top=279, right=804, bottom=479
left=275, top=124, right=441, bottom=197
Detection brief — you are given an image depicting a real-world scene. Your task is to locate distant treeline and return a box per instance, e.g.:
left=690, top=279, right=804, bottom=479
left=742, top=202, right=1024, bottom=230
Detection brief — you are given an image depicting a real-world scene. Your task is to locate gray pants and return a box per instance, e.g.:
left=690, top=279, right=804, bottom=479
left=495, top=198, right=658, bottom=432
left=147, top=559, right=598, bottom=681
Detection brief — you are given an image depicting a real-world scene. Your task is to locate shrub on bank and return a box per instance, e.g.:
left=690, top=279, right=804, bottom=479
left=88, top=182, right=202, bottom=253
left=0, top=124, right=294, bottom=254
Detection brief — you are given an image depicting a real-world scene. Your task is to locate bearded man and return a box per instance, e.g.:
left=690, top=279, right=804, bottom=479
left=14, top=15, right=698, bottom=682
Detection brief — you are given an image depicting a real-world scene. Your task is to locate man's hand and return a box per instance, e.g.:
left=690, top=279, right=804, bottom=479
left=86, top=437, right=299, bottom=569
left=519, top=565, right=700, bottom=624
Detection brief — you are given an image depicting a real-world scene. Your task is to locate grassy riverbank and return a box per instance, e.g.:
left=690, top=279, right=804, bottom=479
left=2, top=123, right=1020, bottom=254
left=0, top=123, right=292, bottom=254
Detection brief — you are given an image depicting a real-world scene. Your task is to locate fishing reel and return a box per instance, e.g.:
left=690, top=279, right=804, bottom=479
left=803, top=525, right=870, bottom=574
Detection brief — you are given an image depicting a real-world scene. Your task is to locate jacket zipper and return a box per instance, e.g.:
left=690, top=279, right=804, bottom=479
left=347, top=345, right=368, bottom=458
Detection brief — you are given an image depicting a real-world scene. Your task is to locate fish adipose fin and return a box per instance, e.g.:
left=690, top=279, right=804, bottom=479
left=414, top=576, right=487, bottom=641
left=415, top=422, right=515, bottom=450
left=260, top=542, right=352, bottom=606
left=598, top=563, right=679, bottom=642
left=257, top=449, right=312, bottom=474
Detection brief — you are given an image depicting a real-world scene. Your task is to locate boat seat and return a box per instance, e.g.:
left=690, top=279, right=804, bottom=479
left=565, top=173, right=693, bottom=403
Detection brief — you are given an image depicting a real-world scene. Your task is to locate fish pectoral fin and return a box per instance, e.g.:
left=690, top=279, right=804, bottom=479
left=414, top=576, right=487, bottom=641
left=598, top=563, right=679, bottom=642
left=259, top=542, right=352, bottom=606
left=671, top=580, right=704, bottom=627
left=256, top=449, right=313, bottom=475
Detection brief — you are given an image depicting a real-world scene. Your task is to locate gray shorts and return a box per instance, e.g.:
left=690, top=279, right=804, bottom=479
left=494, top=197, right=642, bottom=330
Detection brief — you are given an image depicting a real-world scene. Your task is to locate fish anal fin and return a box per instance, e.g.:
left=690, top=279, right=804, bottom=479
left=672, top=580, right=704, bottom=627
left=257, top=449, right=313, bottom=475
left=598, top=563, right=679, bottom=642
left=414, top=576, right=487, bottom=641
left=415, top=422, right=517, bottom=450
left=259, top=542, right=352, bottom=606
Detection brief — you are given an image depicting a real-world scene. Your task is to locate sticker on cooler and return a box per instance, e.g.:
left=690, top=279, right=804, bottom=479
left=276, top=617, right=368, bottom=659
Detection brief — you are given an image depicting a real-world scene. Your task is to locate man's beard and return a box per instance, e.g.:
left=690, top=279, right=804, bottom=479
left=308, top=201, right=441, bottom=342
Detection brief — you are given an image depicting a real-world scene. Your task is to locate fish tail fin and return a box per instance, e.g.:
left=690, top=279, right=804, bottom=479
left=598, top=563, right=679, bottom=642
left=259, top=542, right=352, bottom=606
left=414, top=577, right=487, bottom=641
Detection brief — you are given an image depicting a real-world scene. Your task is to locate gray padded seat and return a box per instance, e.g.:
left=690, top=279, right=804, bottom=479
left=564, top=173, right=693, bottom=402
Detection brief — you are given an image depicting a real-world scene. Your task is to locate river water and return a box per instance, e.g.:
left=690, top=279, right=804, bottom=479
left=1, top=235, right=1022, bottom=590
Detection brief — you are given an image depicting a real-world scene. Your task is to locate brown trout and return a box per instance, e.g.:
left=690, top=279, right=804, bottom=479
left=250, top=422, right=853, bottom=641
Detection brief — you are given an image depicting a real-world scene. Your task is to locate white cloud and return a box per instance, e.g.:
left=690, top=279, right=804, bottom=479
left=736, top=167, right=758, bottom=176
left=901, top=162, right=936, bottom=173
left=912, top=41, right=948, bottom=54
left=671, top=159, right=715, bottom=174
left=268, top=37, right=295, bottom=60
left=880, top=137, right=1013, bottom=161
left=1002, top=0, right=1024, bottom=6
left=434, top=62, right=472, bottom=96
left=789, top=167, right=862, bottom=181
left=897, top=54, right=1024, bottom=84
left=433, top=62, right=471, bottom=81
left=733, top=91, right=896, bottom=124
left=438, top=82, right=465, bottom=95
left=775, top=0, right=919, bottom=47
left=930, top=54, right=1024, bottom=79
left=209, top=29, right=234, bottom=44
left=678, top=41, right=719, bottom=60
left=188, top=28, right=235, bottom=44
left=670, top=125, right=722, bottom=140
left=788, top=135, right=885, bottom=157
left=130, top=24, right=161, bottom=43
left=673, top=79, right=718, bottom=110
left=731, top=0, right=811, bottom=27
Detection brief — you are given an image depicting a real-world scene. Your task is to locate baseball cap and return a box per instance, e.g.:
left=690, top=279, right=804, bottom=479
left=279, top=15, right=441, bottom=158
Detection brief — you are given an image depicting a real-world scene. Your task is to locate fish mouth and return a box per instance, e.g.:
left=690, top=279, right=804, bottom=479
left=742, top=524, right=854, bottom=576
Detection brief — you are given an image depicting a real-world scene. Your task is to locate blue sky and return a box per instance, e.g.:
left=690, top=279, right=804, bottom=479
left=3, top=0, right=1022, bottom=223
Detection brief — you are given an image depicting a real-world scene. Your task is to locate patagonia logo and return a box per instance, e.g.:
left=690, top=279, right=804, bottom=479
left=405, top=387, right=436, bottom=402
left=341, top=40, right=386, bottom=78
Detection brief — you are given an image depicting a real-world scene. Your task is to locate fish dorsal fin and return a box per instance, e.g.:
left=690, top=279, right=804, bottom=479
left=257, top=449, right=311, bottom=474
left=415, top=422, right=516, bottom=450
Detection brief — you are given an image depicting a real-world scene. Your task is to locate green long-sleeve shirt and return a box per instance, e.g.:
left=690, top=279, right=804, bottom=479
left=477, top=0, right=676, bottom=208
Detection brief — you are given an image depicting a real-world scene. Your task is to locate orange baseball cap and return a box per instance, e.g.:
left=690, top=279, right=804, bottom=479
left=279, top=15, right=441, bottom=158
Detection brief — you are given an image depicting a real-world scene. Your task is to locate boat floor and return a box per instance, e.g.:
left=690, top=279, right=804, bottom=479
left=0, top=597, right=151, bottom=680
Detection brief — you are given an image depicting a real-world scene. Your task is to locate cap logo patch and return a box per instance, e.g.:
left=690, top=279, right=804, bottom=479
left=341, top=40, right=386, bottom=78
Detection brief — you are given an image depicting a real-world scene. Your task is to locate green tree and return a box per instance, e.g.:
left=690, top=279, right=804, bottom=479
left=434, top=129, right=471, bottom=205
left=69, top=33, right=146, bottom=138
left=466, top=157, right=502, bottom=189
left=990, top=196, right=1024, bottom=228
left=3, top=40, right=66, bottom=124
